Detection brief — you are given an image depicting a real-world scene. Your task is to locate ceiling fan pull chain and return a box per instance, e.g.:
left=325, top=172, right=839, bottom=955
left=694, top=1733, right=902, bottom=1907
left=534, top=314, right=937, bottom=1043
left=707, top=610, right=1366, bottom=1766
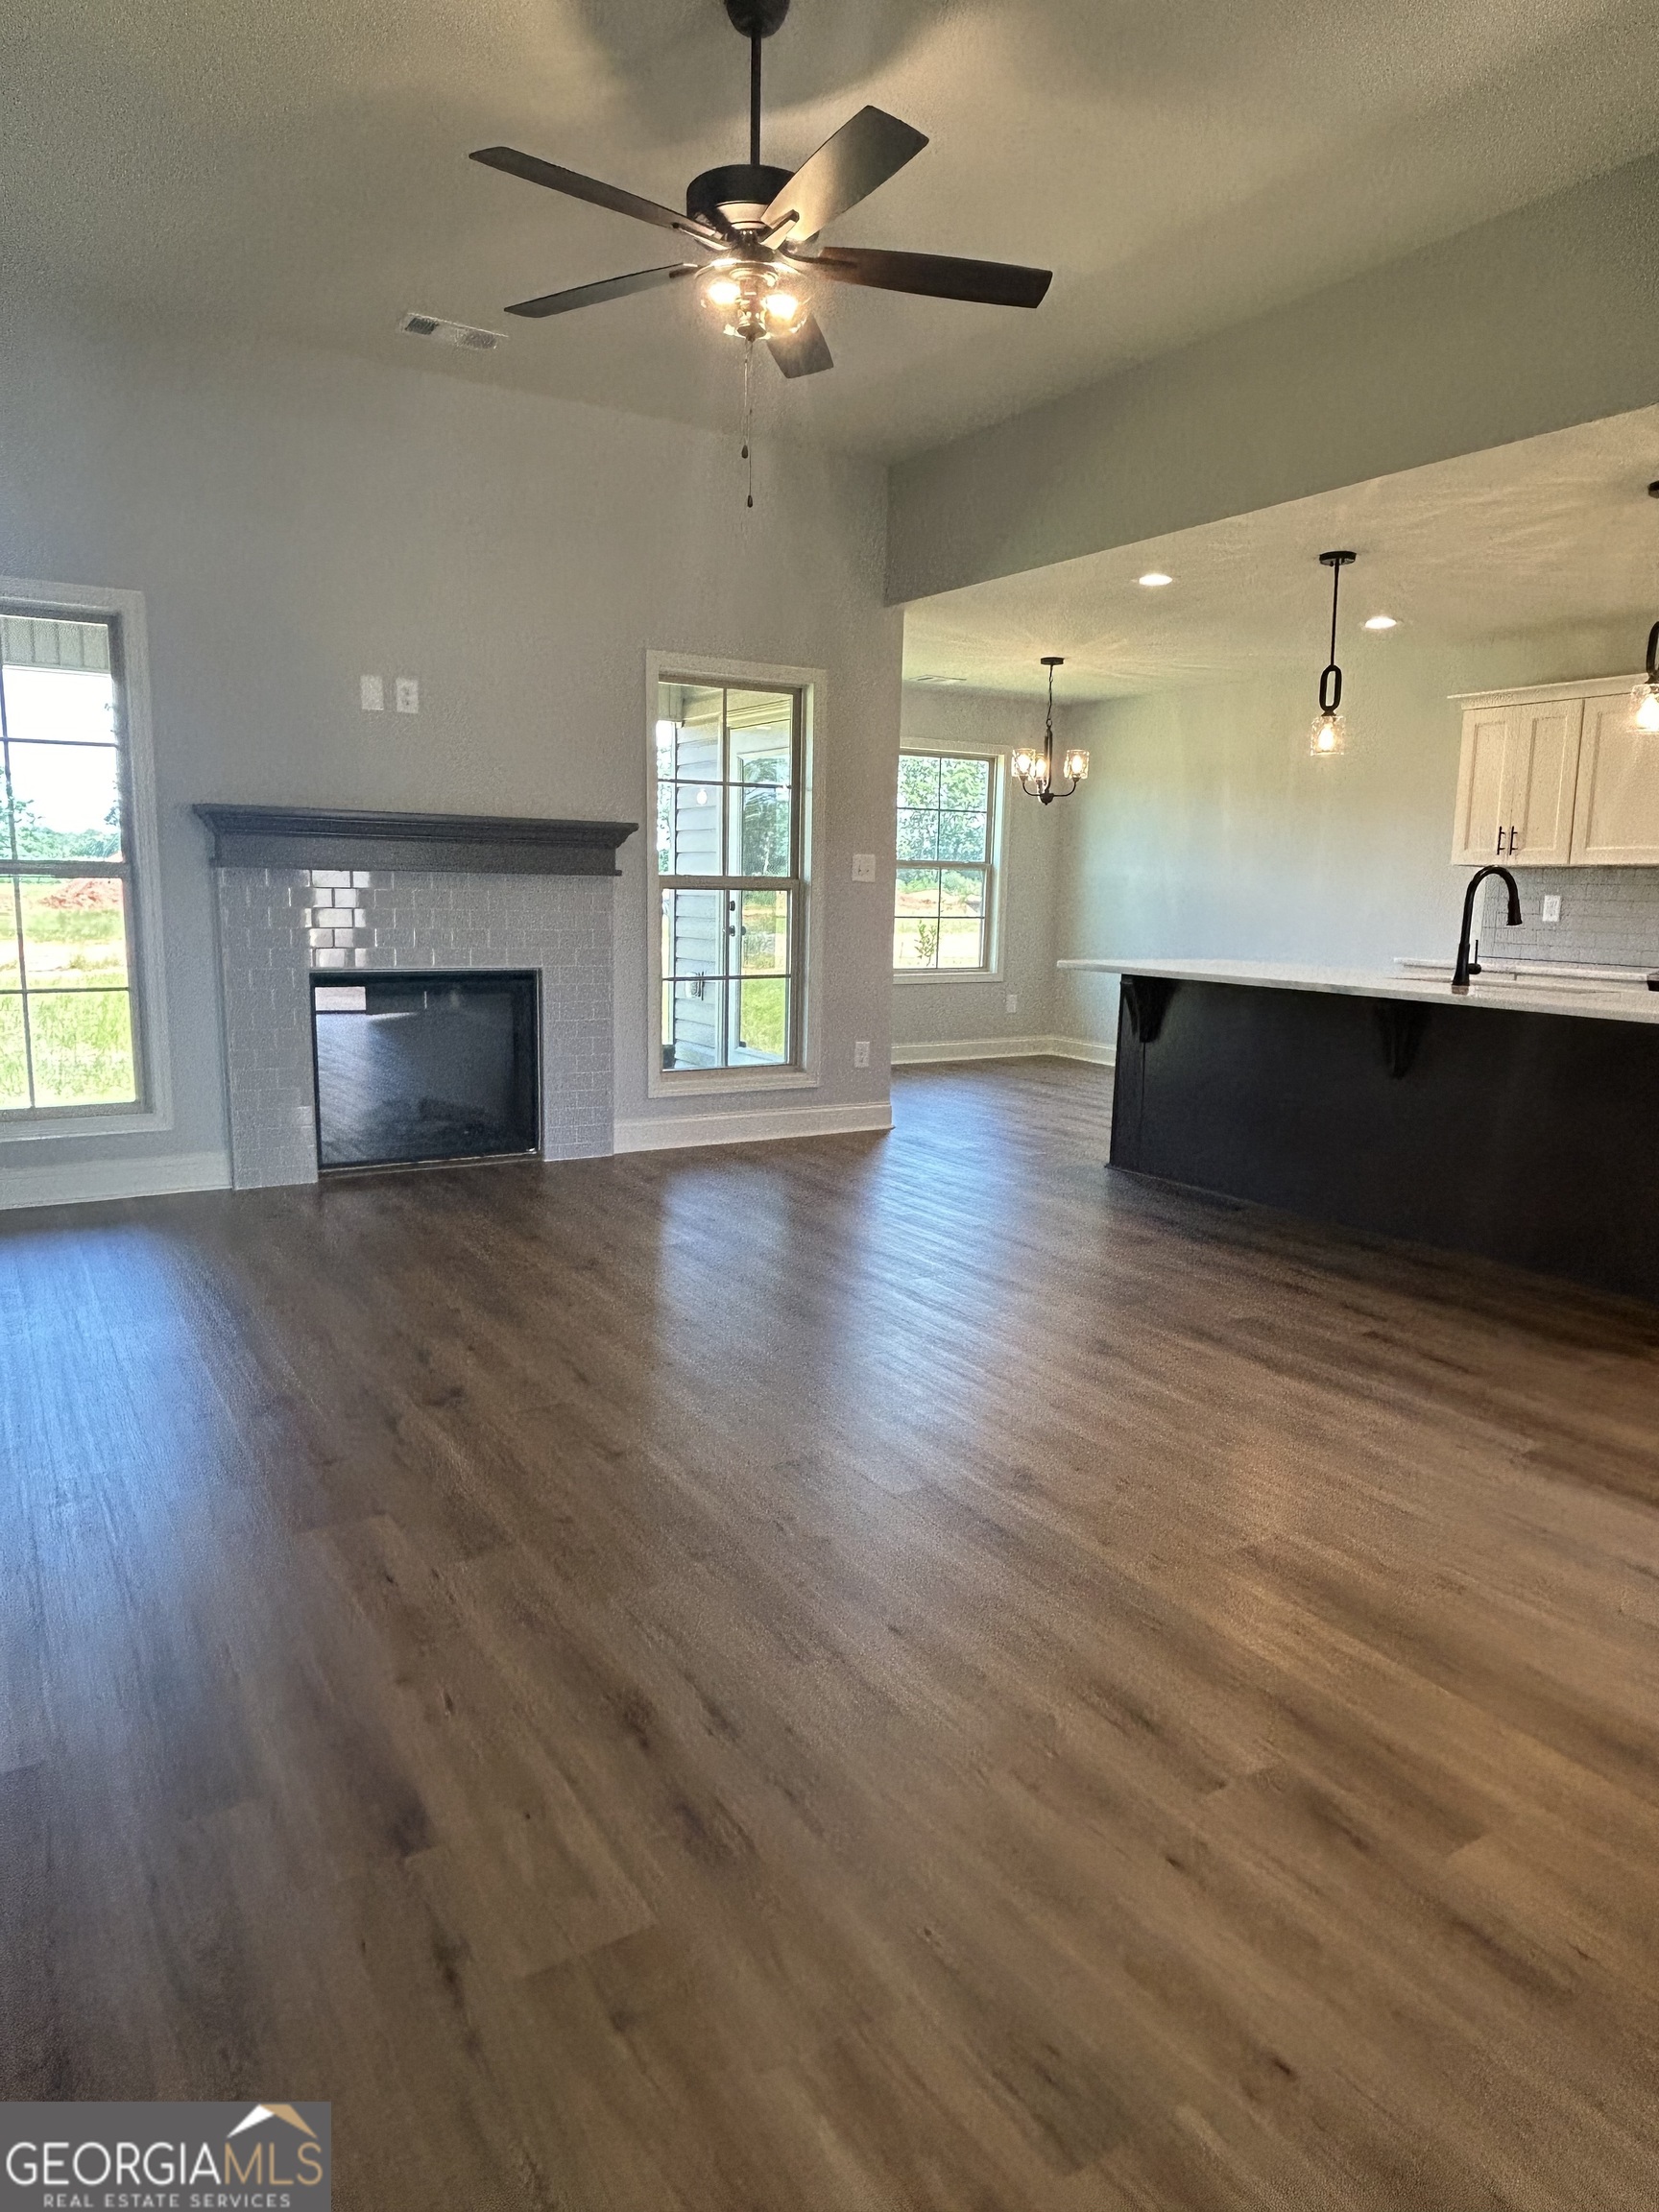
left=741, top=336, right=756, bottom=508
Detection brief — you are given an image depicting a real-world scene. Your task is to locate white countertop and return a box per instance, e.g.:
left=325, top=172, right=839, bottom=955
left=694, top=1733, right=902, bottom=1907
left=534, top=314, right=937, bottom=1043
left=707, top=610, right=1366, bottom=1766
left=1056, top=954, right=1659, bottom=1026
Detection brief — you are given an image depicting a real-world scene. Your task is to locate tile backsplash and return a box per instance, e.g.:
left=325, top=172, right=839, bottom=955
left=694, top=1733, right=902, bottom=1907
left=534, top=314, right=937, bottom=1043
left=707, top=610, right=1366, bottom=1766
left=1475, top=867, right=1659, bottom=969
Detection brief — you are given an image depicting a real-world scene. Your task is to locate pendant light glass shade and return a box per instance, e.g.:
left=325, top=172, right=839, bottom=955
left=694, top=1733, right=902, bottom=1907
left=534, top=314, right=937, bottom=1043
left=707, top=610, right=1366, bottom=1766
left=1310, top=708, right=1347, bottom=757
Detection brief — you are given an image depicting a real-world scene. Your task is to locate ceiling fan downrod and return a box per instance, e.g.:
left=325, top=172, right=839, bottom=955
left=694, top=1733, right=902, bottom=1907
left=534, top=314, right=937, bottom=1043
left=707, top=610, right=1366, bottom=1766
left=727, top=0, right=790, bottom=167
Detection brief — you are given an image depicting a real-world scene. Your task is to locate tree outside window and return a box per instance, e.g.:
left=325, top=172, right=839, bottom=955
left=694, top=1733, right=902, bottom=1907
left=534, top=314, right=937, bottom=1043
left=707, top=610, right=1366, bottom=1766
left=1, top=613, right=140, bottom=1113
left=894, top=752, right=995, bottom=973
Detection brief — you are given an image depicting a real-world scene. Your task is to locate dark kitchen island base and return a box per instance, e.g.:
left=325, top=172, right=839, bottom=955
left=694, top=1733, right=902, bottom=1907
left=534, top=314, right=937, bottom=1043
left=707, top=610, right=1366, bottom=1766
left=1110, top=974, right=1659, bottom=1305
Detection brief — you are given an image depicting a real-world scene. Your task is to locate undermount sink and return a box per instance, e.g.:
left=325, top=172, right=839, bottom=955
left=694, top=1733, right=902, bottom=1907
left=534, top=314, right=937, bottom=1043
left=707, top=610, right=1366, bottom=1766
left=1395, top=957, right=1656, bottom=993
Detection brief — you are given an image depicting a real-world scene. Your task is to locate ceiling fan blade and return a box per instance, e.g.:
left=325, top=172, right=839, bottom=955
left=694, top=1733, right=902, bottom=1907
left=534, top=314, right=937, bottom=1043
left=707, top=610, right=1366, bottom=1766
left=803, top=243, right=1051, bottom=308
left=761, top=108, right=927, bottom=243
left=471, top=147, right=722, bottom=246
left=766, top=312, right=834, bottom=378
left=506, top=264, right=703, bottom=319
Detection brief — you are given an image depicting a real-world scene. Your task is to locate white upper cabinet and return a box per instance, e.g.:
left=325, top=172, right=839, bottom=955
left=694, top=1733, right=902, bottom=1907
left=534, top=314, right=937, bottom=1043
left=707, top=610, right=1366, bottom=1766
left=1452, top=679, right=1659, bottom=866
left=1571, top=693, right=1659, bottom=864
left=1450, top=695, right=1580, bottom=866
left=1451, top=704, right=1515, bottom=863
left=1507, top=698, right=1582, bottom=864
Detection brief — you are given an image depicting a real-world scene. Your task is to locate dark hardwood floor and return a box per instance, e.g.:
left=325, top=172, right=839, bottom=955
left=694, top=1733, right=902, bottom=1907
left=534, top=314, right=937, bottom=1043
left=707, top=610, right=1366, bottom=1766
left=5, top=1059, right=1659, bottom=2210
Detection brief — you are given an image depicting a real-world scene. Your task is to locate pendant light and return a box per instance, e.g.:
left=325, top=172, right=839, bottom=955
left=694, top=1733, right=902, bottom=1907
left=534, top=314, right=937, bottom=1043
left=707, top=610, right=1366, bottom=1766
left=1632, top=481, right=1659, bottom=734
left=1012, top=657, right=1089, bottom=804
left=1309, top=550, right=1356, bottom=757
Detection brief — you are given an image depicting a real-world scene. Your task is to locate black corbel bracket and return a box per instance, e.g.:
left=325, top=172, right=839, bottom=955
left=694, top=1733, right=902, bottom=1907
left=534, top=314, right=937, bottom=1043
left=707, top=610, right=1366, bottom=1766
left=1122, top=974, right=1176, bottom=1045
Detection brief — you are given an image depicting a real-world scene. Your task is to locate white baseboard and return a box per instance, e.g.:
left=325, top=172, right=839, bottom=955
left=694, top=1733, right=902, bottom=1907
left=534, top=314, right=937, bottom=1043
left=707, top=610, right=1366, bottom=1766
left=0, top=1148, right=231, bottom=1214
left=891, top=1034, right=1116, bottom=1069
left=613, top=1099, right=894, bottom=1154
left=1048, top=1035, right=1117, bottom=1067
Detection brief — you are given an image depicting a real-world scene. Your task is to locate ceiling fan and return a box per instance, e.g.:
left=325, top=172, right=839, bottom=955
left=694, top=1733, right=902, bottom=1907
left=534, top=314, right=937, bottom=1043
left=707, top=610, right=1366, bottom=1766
left=469, top=0, right=1052, bottom=382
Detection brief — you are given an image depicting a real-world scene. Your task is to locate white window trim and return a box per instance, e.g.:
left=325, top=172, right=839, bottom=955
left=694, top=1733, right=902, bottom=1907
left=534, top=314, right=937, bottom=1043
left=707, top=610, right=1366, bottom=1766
left=0, top=576, right=174, bottom=1143
left=645, top=649, right=826, bottom=1099
left=891, top=741, right=1008, bottom=986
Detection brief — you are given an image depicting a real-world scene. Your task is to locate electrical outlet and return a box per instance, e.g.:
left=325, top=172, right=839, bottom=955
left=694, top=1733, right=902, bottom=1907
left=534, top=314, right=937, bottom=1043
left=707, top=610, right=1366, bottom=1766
left=851, top=852, right=877, bottom=882
left=395, top=676, right=420, bottom=714
left=1541, top=894, right=1561, bottom=924
left=1006, top=992, right=1018, bottom=1014
left=360, top=674, right=384, bottom=712
left=853, top=1039, right=871, bottom=1069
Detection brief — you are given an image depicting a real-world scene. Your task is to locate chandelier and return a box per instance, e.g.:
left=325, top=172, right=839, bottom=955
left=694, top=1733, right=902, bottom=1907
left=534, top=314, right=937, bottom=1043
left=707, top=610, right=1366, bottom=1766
left=1012, top=657, right=1089, bottom=803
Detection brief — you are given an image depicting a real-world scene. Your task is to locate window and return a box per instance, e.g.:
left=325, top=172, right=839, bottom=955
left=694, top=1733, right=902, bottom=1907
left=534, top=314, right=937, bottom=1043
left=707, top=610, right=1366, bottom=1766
left=894, top=752, right=996, bottom=972
left=1, top=610, right=143, bottom=1116
left=656, top=678, right=804, bottom=1073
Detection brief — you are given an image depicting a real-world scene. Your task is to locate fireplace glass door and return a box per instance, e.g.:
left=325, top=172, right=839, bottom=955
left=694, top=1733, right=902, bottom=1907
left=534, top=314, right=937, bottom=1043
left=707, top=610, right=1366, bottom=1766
left=311, top=971, right=540, bottom=1169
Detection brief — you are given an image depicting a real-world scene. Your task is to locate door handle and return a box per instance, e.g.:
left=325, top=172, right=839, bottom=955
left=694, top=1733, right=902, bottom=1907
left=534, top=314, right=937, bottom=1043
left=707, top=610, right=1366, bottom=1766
left=1507, top=825, right=1518, bottom=854
left=1495, top=826, right=1503, bottom=855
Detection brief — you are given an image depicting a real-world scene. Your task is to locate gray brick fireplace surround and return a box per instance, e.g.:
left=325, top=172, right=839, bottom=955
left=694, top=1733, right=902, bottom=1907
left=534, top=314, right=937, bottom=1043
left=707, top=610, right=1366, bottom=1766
left=197, top=808, right=636, bottom=1190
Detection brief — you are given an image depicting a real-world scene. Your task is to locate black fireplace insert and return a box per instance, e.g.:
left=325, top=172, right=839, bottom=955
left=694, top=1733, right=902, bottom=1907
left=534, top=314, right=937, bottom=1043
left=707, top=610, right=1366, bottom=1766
left=310, top=970, right=540, bottom=1170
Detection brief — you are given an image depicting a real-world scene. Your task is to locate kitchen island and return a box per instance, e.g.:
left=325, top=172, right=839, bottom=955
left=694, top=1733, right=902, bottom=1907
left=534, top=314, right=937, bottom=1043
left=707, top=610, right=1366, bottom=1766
left=1059, top=956, right=1659, bottom=1303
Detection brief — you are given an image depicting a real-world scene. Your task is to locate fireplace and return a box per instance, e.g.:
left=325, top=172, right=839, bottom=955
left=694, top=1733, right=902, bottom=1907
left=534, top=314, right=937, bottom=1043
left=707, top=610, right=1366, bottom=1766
left=311, top=971, right=540, bottom=1170
left=196, top=806, right=637, bottom=1190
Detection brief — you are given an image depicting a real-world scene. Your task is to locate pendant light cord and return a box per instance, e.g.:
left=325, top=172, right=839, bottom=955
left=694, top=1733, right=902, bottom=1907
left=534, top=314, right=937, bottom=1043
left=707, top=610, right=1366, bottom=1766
left=1328, top=560, right=1342, bottom=669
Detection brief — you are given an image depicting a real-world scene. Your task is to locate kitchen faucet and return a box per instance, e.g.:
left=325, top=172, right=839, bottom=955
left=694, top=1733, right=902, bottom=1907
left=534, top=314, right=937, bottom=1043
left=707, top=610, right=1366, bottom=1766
left=1452, top=865, right=1522, bottom=993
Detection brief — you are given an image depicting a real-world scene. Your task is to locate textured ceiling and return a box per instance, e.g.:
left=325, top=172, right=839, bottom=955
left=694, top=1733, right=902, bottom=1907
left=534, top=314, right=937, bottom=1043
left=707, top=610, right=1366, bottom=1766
left=902, top=408, right=1659, bottom=697
left=3, top=0, right=1658, bottom=457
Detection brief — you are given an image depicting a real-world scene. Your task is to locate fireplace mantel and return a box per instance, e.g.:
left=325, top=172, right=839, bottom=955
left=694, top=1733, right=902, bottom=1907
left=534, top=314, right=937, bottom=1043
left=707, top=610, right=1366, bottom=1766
left=194, top=805, right=637, bottom=876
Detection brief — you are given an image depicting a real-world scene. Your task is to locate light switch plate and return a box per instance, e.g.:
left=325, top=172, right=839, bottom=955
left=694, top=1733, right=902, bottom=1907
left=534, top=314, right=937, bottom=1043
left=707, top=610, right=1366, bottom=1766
left=1541, top=894, right=1561, bottom=924
left=851, top=852, right=877, bottom=881
left=395, top=677, right=420, bottom=714
left=1006, top=993, right=1018, bottom=1014
left=360, top=674, right=384, bottom=712
left=853, top=1039, right=871, bottom=1069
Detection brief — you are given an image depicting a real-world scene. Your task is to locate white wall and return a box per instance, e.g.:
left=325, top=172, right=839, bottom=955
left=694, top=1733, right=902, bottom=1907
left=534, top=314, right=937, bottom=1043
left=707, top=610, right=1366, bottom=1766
left=888, top=152, right=1659, bottom=603
left=0, top=309, right=902, bottom=1201
left=890, top=686, right=1067, bottom=1053
left=1052, top=620, right=1638, bottom=1047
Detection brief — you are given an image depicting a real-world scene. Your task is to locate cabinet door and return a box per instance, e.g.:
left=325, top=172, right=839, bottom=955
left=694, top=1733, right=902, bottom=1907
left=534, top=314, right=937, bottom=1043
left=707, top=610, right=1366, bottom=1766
left=1505, top=698, right=1581, bottom=865
left=1451, top=707, right=1513, bottom=863
left=1571, top=694, right=1659, bottom=864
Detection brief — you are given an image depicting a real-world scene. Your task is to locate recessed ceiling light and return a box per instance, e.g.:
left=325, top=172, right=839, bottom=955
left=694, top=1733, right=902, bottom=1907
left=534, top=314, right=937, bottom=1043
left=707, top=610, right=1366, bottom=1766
left=1138, top=571, right=1174, bottom=589
left=1363, top=613, right=1398, bottom=631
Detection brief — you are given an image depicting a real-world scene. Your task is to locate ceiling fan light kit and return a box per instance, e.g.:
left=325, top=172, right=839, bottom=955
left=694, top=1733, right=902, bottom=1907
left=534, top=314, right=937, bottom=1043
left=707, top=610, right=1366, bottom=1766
left=469, top=0, right=1052, bottom=406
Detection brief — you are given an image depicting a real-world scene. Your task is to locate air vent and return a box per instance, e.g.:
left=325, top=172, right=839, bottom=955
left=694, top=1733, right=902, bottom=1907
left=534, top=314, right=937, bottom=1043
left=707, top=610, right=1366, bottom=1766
left=398, top=311, right=504, bottom=351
